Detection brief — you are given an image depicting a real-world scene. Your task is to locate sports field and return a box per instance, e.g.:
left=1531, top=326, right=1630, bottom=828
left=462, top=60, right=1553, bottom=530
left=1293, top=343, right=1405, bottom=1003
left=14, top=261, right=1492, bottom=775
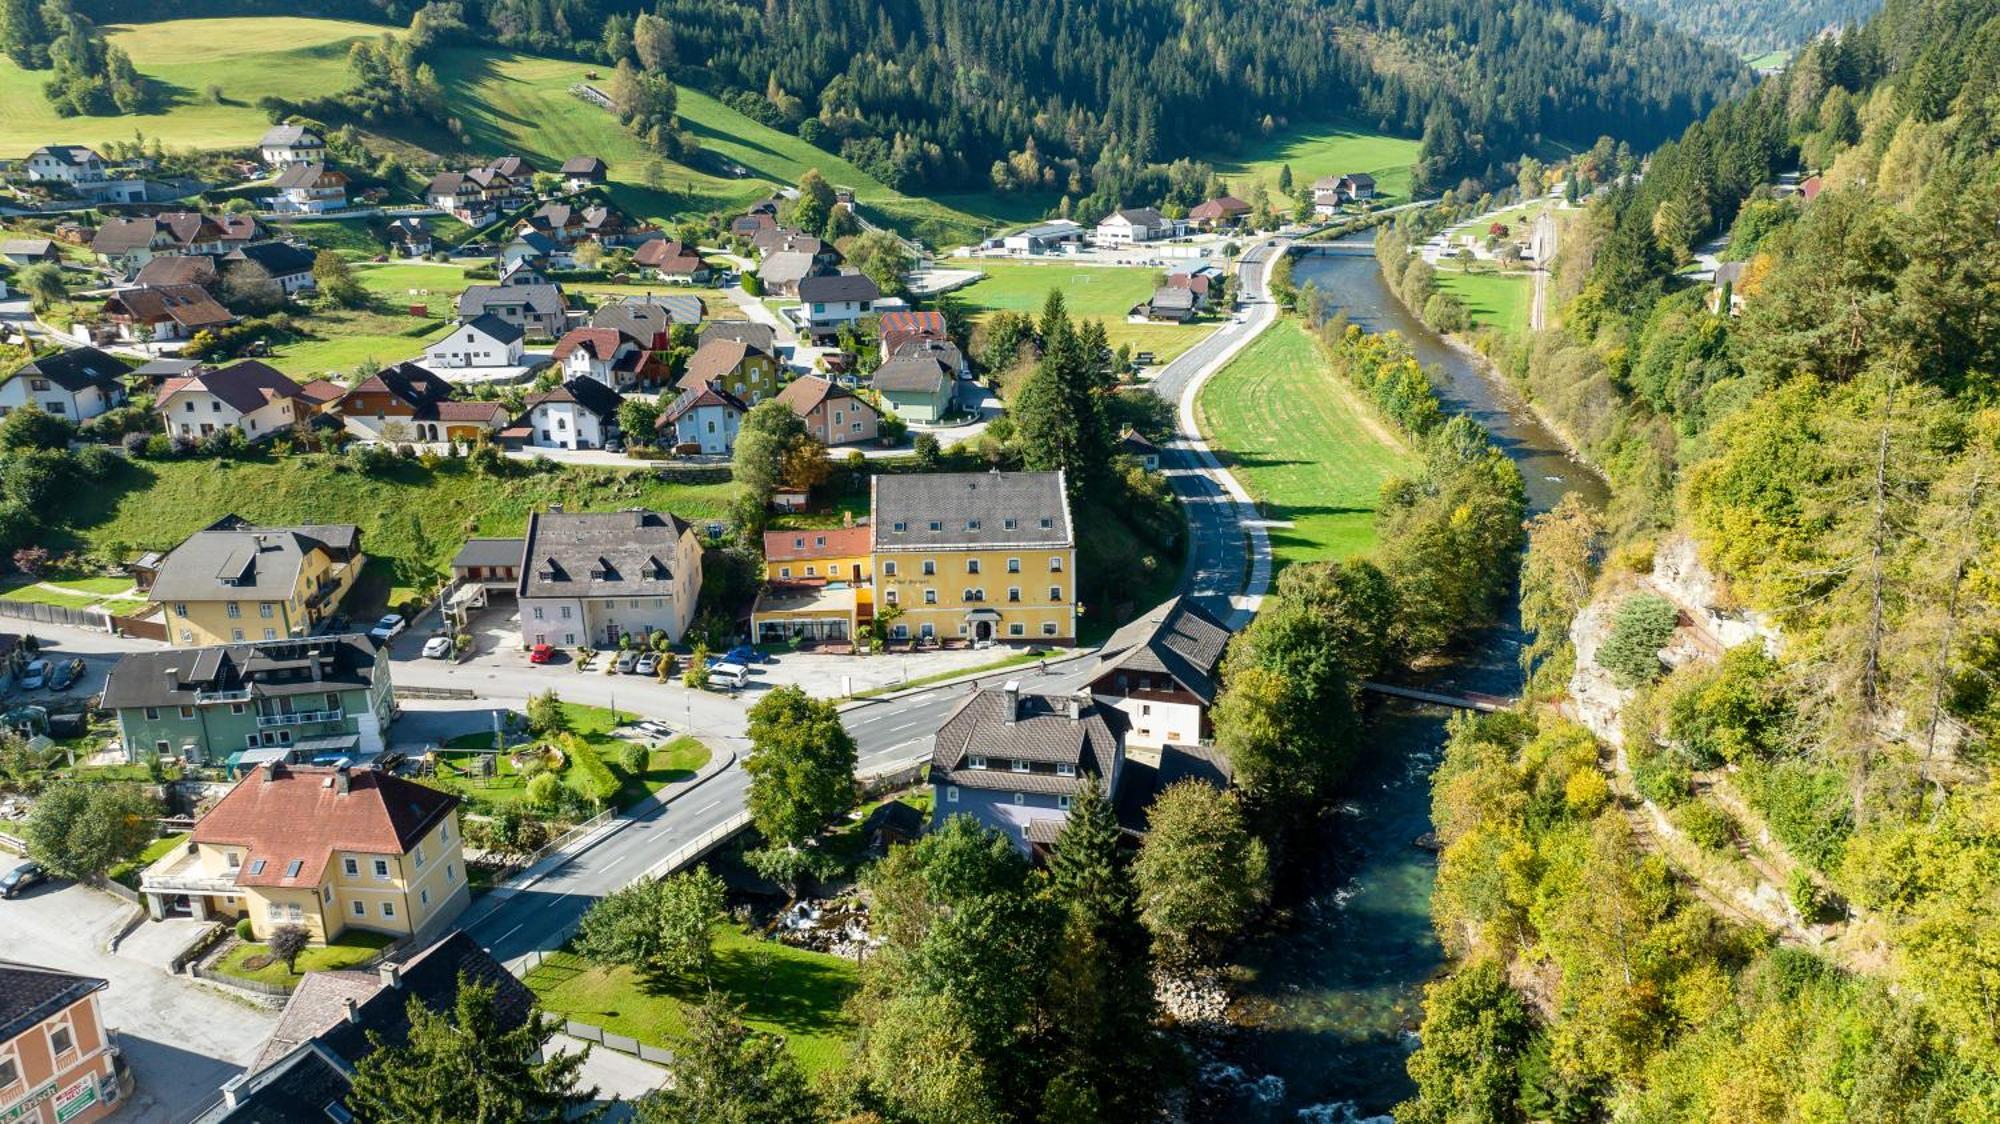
left=1197, top=321, right=1419, bottom=566
left=1207, top=119, right=1422, bottom=207
left=1433, top=268, right=1533, bottom=339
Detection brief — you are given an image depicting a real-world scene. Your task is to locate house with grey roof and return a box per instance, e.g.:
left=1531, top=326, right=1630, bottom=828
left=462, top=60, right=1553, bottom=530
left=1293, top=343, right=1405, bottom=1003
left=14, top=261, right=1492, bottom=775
left=796, top=271, right=880, bottom=340
left=932, top=682, right=1126, bottom=851
left=1141, top=284, right=1197, bottom=323
left=872, top=352, right=955, bottom=423
left=154, top=360, right=307, bottom=442
left=758, top=249, right=822, bottom=297
left=143, top=517, right=364, bottom=648
left=224, top=241, right=317, bottom=295
left=258, top=125, right=325, bottom=168
left=1094, top=207, right=1170, bottom=247
left=519, top=376, right=623, bottom=450
left=0, top=345, right=127, bottom=421
left=594, top=293, right=703, bottom=340
left=457, top=282, right=568, bottom=339
left=0, top=237, right=59, bottom=266
left=1000, top=220, right=1085, bottom=255
left=870, top=470, right=1077, bottom=643
left=1087, top=595, right=1231, bottom=752
left=22, top=144, right=106, bottom=186
left=515, top=508, right=704, bottom=648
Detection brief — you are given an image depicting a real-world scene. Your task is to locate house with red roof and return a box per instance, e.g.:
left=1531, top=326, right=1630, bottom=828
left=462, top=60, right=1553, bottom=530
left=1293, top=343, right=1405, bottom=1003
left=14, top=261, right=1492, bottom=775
left=137, top=758, right=467, bottom=944
left=155, top=360, right=310, bottom=442
left=634, top=238, right=710, bottom=282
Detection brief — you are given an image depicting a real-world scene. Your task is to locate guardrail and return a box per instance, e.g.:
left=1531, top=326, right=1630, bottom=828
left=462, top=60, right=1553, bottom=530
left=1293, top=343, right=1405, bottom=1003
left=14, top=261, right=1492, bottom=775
left=634, top=810, right=752, bottom=886
left=523, top=807, right=615, bottom=871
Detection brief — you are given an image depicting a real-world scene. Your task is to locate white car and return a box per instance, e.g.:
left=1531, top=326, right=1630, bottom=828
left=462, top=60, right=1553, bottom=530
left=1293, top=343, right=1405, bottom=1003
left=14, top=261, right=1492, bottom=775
left=421, top=636, right=454, bottom=660
left=709, top=661, right=751, bottom=689
left=17, top=660, right=48, bottom=690
left=368, top=615, right=406, bottom=643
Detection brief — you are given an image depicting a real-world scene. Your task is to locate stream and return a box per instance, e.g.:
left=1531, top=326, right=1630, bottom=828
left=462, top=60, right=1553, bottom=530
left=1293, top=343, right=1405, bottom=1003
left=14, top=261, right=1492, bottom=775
left=1205, top=236, right=1610, bottom=1122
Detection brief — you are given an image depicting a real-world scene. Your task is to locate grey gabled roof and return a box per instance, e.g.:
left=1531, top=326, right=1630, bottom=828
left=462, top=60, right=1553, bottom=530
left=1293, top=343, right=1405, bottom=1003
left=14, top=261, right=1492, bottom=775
left=225, top=241, right=315, bottom=277
left=259, top=125, right=322, bottom=148
left=272, top=163, right=339, bottom=190
left=15, top=346, right=126, bottom=393
left=457, top=312, right=525, bottom=345
left=1090, top=595, right=1232, bottom=705
left=0, top=961, right=106, bottom=1045
left=1108, top=207, right=1166, bottom=226
left=871, top=353, right=952, bottom=395
left=458, top=283, right=565, bottom=319
left=932, top=687, right=1124, bottom=794
left=698, top=321, right=775, bottom=352
left=146, top=524, right=357, bottom=605
left=515, top=509, right=695, bottom=599
left=796, top=271, right=879, bottom=303
left=870, top=470, right=1072, bottom=551
left=451, top=538, right=524, bottom=569
left=101, top=634, right=379, bottom=712
left=524, top=375, right=621, bottom=419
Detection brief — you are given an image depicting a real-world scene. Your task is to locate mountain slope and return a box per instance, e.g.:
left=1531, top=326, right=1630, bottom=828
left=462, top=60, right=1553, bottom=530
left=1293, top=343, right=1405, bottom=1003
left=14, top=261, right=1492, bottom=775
left=1613, top=0, right=1883, bottom=57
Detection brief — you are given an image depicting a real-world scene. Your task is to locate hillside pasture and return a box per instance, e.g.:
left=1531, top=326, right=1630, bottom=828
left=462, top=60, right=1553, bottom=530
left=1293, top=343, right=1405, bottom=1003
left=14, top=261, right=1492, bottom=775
left=1208, top=119, right=1422, bottom=207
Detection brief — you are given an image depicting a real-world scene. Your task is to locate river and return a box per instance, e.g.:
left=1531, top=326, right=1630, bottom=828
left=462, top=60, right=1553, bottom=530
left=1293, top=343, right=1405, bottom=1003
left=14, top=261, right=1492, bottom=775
left=1206, top=238, right=1609, bottom=1122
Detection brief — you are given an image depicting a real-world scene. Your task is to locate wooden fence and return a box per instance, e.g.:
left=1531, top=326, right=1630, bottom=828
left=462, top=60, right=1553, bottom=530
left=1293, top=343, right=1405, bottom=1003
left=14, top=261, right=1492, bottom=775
left=0, top=599, right=108, bottom=632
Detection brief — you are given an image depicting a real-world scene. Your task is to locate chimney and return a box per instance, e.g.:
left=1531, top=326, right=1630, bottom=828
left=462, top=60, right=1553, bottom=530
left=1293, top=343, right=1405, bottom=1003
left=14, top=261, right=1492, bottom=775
left=379, top=963, right=402, bottom=990
left=1070, top=691, right=1086, bottom=723
left=343, top=997, right=361, bottom=1024
left=220, top=1074, right=248, bottom=1109
left=334, top=764, right=351, bottom=795
left=548, top=502, right=563, bottom=514
left=1002, top=680, right=1021, bottom=724
left=261, top=759, right=282, bottom=781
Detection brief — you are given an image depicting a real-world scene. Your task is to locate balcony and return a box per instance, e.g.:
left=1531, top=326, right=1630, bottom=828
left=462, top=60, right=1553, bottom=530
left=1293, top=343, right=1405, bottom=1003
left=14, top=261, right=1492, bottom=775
left=194, top=689, right=252, bottom=705
left=257, top=708, right=342, bottom=728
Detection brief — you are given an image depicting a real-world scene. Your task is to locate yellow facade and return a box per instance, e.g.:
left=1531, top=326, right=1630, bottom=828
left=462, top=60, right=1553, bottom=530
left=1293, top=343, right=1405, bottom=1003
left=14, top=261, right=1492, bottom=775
left=158, top=547, right=364, bottom=649
left=191, top=812, right=468, bottom=943
left=873, top=545, right=1077, bottom=643
left=767, top=551, right=872, bottom=585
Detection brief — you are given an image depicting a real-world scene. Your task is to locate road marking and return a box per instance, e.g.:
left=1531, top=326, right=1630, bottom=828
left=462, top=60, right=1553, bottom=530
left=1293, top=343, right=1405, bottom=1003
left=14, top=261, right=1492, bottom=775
left=494, top=923, right=524, bottom=945
left=694, top=799, right=720, bottom=814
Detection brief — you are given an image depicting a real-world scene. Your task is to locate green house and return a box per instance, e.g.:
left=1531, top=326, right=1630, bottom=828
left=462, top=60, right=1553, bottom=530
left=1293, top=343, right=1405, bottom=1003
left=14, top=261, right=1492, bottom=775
left=872, top=353, right=956, bottom=424
left=100, top=634, right=395, bottom=768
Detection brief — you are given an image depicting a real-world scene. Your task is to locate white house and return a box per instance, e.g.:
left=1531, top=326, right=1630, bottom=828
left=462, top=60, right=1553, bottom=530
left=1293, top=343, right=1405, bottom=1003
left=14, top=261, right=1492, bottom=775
left=0, top=346, right=127, bottom=421
left=1094, top=207, right=1169, bottom=248
left=796, top=272, right=880, bottom=342
left=552, top=327, right=642, bottom=391
left=155, top=360, right=310, bottom=442
left=516, top=508, right=705, bottom=649
left=423, top=314, right=525, bottom=370
left=270, top=163, right=348, bottom=215
left=22, top=145, right=107, bottom=186
left=223, top=242, right=318, bottom=295
left=258, top=125, right=326, bottom=168
left=1001, top=220, right=1084, bottom=255
left=521, top=377, right=622, bottom=450
left=1086, top=596, right=1230, bottom=752
left=661, top=385, right=746, bottom=455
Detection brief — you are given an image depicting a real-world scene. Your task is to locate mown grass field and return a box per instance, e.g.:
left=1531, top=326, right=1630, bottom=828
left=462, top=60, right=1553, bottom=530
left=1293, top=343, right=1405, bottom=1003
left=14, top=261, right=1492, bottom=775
left=954, top=260, right=1211, bottom=364
left=524, top=925, right=858, bottom=1074
left=1207, top=119, right=1422, bottom=207
left=1197, top=322, right=1419, bottom=566
left=1433, top=268, right=1533, bottom=339
left=428, top=707, right=707, bottom=813
left=68, top=457, right=736, bottom=607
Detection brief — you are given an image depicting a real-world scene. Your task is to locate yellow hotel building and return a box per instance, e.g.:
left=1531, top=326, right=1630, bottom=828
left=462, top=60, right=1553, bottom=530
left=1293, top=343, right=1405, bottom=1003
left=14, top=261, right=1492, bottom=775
left=870, top=470, right=1077, bottom=644
left=144, top=518, right=364, bottom=648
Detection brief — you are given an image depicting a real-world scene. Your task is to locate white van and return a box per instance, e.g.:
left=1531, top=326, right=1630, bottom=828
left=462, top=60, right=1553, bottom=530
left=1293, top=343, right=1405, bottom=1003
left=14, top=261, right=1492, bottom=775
left=709, top=661, right=751, bottom=689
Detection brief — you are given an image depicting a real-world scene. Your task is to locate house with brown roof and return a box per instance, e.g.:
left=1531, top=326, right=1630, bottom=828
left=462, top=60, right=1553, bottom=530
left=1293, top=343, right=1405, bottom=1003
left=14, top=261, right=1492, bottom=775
left=633, top=238, right=709, bottom=282
left=0, top=961, right=122, bottom=1124
left=156, top=360, right=309, bottom=442
left=101, top=284, right=236, bottom=343
left=559, top=155, right=608, bottom=192
left=270, top=164, right=348, bottom=215
left=133, top=254, right=219, bottom=290
left=138, top=761, right=467, bottom=944
left=552, top=326, right=654, bottom=392
left=1188, top=195, right=1251, bottom=228
left=327, top=363, right=456, bottom=441
left=679, top=336, right=782, bottom=402
left=515, top=508, right=705, bottom=647
left=932, top=683, right=1127, bottom=851
left=876, top=310, right=948, bottom=358
left=777, top=375, right=879, bottom=446
left=1086, top=595, right=1230, bottom=752
left=91, top=212, right=262, bottom=272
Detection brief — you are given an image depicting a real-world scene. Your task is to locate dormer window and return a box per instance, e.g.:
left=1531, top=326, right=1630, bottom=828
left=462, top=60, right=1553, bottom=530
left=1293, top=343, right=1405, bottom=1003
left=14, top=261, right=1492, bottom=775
left=892, top=522, right=907, bottom=533
left=967, top=520, right=981, bottom=531
left=285, top=859, right=303, bottom=878
left=1010, top=760, right=1030, bottom=773
left=1004, top=518, right=1017, bottom=530
left=248, top=859, right=267, bottom=875
left=1057, top=763, right=1076, bottom=777
left=928, top=521, right=942, bottom=532
left=968, top=755, right=987, bottom=769
left=1040, top=518, right=1053, bottom=529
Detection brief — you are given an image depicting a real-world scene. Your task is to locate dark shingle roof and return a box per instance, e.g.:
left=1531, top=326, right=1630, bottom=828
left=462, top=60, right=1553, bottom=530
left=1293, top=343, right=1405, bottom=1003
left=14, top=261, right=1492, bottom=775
left=871, top=354, right=952, bottom=395
left=797, top=272, right=880, bottom=304
left=155, top=359, right=303, bottom=415
left=0, top=961, right=106, bottom=1044
left=516, top=509, right=696, bottom=598
left=455, top=313, right=524, bottom=346
left=101, top=634, right=379, bottom=713
left=134, top=254, right=219, bottom=288
left=932, top=687, right=1124, bottom=794
left=698, top=321, right=775, bottom=351
left=451, top=538, right=524, bottom=569
left=226, top=241, right=315, bottom=277
left=1090, top=595, right=1232, bottom=704
left=523, top=376, right=622, bottom=420
left=15, top=346, right=126, bottom=393
left=143, top=521, right=356, bottom=604
left=458, top=283, right=565, bottom=321
left=871, top=471, right=1071, bottom=551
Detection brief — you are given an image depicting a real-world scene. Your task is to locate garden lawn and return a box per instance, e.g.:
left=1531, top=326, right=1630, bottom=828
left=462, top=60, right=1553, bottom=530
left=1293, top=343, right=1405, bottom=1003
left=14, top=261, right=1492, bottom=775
left=956, top=260, right=1212, bottom=364
left=213, top=929, right=396, bottom=990
left=1205, top=118, right=1422, bottom=207
left=110, top=832, right=189, bottom=889
left=1433, top=268, right=1533, bottom=339
left=429, top=707, right=707, bottom=812
left=66, top=457, right=736, bottom=610
left=264, top=307, right=451, bottom=379
left=0, top=575, right=142, bottom=609
left=524, top=926, right=858, bottom=1074
left=1197, top=322, right=1419, bottom=566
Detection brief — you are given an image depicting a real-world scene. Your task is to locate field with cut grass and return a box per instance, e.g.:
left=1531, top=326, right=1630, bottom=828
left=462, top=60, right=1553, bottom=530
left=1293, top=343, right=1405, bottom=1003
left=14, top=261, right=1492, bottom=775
left=525, top=925, right=858, bottom=1074
left=0, top=574, right=147, bottom=611
left=1208, top=119, right=1423, bottom=207
left=1433, top=268, right=1533, bottom=339
left=67, top=457, right=735, bottom=609
left=955, top=260, right=1212, bottom=364
left=1197, top=321, right=1419, bottom=566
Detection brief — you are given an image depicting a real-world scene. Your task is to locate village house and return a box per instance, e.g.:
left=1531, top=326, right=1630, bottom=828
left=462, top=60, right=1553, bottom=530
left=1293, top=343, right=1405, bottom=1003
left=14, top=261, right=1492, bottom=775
left=872, top=351, right=956, bottom=423
left=155, top=361, right=312, bottom=444
left=500, top=230, right=566, bottom=271
left=384, top=216, right=432, bottom=258
left=757, top=250, right=822, bottom=298
left=457, top=282, right=568, bottom=339
left=519, top=377, right=623, bottom=450
left=137, top=761, right=466, bottom=945
left=0, top=238, right=59, bottom=266
left=1188, top=195, right=1251, bottom=228
left=22, top=144, right=107, bottom=186
left=0, top=347, right=126, bottom=421
left=327, top=363, right=476, bottom=442
left=515, top=507, right=705, bottom=647
left=871, top=470, right=1077, bottom=643
left=269, top=163, right=348, bottom=215
left=633, top=239, right=709, bottom=282
left=450, top=538, right=525, bottom=597
left=1312, top=172, right=1376, bottom=215
left=749, top=523, right=875, bottom=646
left=1086, top=596, right=1230, bottom=753
left=257, top=125, right=325, bottom=169
left=595, top=292, right=703, bottom=337
left=102, top=633, right=394, bottom=770
left=1141, top=285, right=1197, bottom=323
left=0, top=961, right=124, bottom=1124
left=1095, top=207, right=1170, bottom=247
left=201, top=934, right=529, bottom=1123
left=142, top=517, right=364, bottom=647
left=223, top=241, right=317, bottom=295
left=660, top=384, right=747, bottom=455
left=422, top=314, right=525, bottom=371
left=680, top=336, right=783, bottom=403
left=132, top=254, right=218, bottom=290
left=559, top=155, right=608, bottom=192
left=1119, top=428, right=1162, bottom=470
left=797, top=271, right=880, bottom=342
left=932, top=682, right=1124, bottom=849
left=777, top=375, right=880, bottom=446
left=424, top=171, right=495, bottom=224
left=877, top=310, right=948, bottom=357
left=520, top=201, right=625, bottom=247
left=699, top=320, right=778, bottom=353
left=552, top=326, right=665, bottom=392
left=90, top=212, right=262, bottom=272
left=101, top=284, right=236, bottom=343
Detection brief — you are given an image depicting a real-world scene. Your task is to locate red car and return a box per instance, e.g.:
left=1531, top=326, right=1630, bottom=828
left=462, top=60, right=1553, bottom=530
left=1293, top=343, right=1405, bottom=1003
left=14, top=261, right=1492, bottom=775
left=528, top=643, right=555, bottom=664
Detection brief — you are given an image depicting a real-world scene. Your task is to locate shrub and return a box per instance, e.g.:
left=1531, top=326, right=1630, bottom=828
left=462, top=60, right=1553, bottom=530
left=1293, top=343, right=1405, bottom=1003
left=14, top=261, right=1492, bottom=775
left=1738, top=758, right=1852, bottom=872
left=525, top=771, right=562, bottom=808
left=1633, top=749, right=1692, bottom=808
left=235, top=917, right=255, bottom=941
left=1788, top=868, right=1838, bottom=924
left=617, top=742, right=647, bottom=775
left=565, top=738, right=620, bottom=804
left=1597, top=593, right=1679, bottom=688
left=121, top=430, right=150, bottom=455
left=1675, top=801, right=1737, bottom=852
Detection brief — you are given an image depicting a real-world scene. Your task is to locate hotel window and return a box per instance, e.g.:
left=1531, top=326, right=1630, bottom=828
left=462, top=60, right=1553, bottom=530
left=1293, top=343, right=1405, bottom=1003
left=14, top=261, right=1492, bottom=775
left=0, top=1055, right=19, bottom=1090
left=1004, top=518, right=1017, bottom=530
left=1051, top=587, right=1064, bottom=602
left=966, top=559, right=980, bottom=574
left=1050, top=557, right=1064, bottom=572
left=260, top=602, right=274, bottom=618
left=1009, top=623, right=1025, bottom=637
left=382, top=901, right=395, bottom=918
left=413, top=844, right=425, bottom=868
left=232, top=629, right=245, bottom=643
left=352, top=900, right=365, bottom=916
left=885, top=590, right=899, bottom=606
left=1043, top=622, right=1059, bottom=636
left=226, top=602, right=240, bottom=618
left=893, top=522, right=907, bottom=532
left=1007, top=558, right=1020, bottom=573
left=967, top=519, right=981, bottom=531
left=924, top=590, right=937, bottom=605
left=1040, top=518, right=1053, bottom=529
left=780, top=567, right=793, bottom=579
left=344, top=857, right=358, bottom=876
left=374, top=859, right=390, bottom=880
left=48, top=1024, right=72, bottom=1057
left=922, top=560, right=936, bottom=576
left=884, top=561, right=897, bottom=576
left=928, top=521, right=942, bottom=531
left=264, top=629, right=276, bottom=641
left=1010, top=759, right=1030, bottom=773
left=1008, top=587, right=1021, bottom=603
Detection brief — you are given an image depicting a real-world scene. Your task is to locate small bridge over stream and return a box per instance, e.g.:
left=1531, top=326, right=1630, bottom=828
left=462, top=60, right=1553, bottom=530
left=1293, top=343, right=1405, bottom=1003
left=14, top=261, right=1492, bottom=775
left=1360, top=682, right=1516, bottom=712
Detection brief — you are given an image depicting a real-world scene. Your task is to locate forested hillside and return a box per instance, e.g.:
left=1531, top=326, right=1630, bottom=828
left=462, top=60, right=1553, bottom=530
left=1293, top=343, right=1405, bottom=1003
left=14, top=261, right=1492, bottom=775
left=1613, top=0, right=1880, bottom=57
left=1402, top=0, right=2000, bottom=1116
left=70, top=0, right=1747, bottom=209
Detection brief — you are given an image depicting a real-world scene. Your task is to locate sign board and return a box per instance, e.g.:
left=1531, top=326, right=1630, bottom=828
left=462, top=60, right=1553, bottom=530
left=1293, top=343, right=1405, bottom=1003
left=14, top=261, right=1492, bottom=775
left=53, top=1076, right=97, bottom=1122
